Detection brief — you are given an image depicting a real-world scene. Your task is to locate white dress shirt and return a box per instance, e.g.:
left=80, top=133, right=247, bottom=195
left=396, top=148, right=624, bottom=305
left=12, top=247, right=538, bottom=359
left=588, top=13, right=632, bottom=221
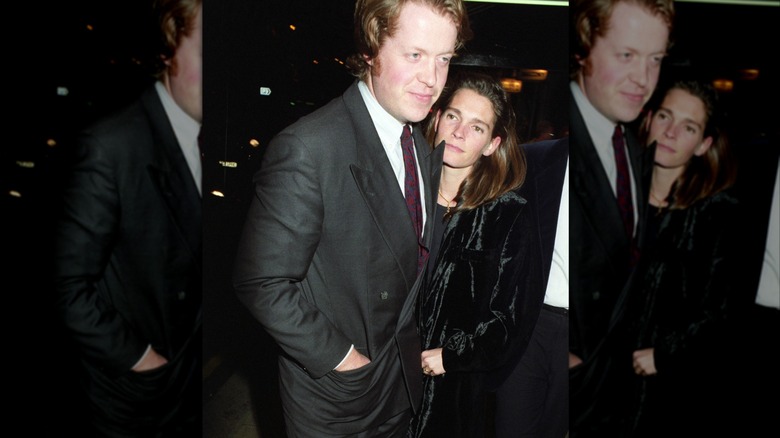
left=358, top=80, right=427, bottom=229
left=755, top=157, right=780, bottom=309
left=571, top=81, right=638, bottom=235
left=155, top=81, right=202, bottom=195
left=544, top=158, right=569, bottom=309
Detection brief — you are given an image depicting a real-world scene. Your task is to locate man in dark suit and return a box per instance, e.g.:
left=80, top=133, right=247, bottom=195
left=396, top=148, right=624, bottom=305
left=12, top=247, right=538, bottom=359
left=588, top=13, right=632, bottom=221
left=568, top=0, right=674, bottom=435
left=53, top=0, right=202, bottom=435
left=231, top=0, right=470, bottom=436
left=494, top=137, right=569, bottom=438
left=732, top=135, right=780, bottom=436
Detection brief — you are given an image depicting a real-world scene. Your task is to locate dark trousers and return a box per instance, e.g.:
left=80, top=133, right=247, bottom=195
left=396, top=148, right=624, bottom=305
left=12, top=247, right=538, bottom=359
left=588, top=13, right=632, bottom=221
left=494, top=305, right=569, bottom=438
left=735, top=303, right=780, bottom=435
left=285, top=407, right=412, bottom=438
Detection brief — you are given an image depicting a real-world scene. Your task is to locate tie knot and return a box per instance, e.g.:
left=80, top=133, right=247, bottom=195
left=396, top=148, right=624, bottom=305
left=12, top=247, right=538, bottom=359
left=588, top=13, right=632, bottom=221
left=612, top=124, right=623, bottom=139
left=612, top=124, right=624, bottom=150
left=402, top=124, right=413, bottom=141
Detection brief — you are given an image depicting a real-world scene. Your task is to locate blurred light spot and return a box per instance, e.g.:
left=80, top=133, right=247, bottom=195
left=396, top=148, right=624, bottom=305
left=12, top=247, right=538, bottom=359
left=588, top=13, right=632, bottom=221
left=522, top=69, right=548, bottom=81
left=249, top=139, right=260, bottom=148
left=16, top=161, right=35, bottom=168
left=9, top=190, right=22, bottom=198
left=86, top=24, right=94, bottom=31
left=313, top=60, right=319, bottom=64
left=289, top=24, right=296, bottom=31
left=739, top=69, right=760, bottom=80
left=57, top=87, right=69, bottom=96
left=260, top=87, right=272, bottom=96
left=219, top=161, right=238, bottom=168
left=501, top=78, right=523, bottom=93
left=211, top=190, right=225, bottom=198
left=47, top=139, right=57, bottom=147
left=712, top=79, right=734, bottom=92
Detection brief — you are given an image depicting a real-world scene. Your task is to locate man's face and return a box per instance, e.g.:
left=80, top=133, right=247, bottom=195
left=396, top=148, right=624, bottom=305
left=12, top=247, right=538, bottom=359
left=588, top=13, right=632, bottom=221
left=365, top=2, right=458, bottom=124
left=579, top=2, right=669, bottom=123
left=165, top=4, right=202, bottom=123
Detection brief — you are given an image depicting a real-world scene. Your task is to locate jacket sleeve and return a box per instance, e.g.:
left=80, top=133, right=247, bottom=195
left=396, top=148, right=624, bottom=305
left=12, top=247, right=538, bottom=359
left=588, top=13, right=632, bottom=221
left=441, top=200, right=544, bottom=373
left=653, top=196, right=741, bottom=372
left=232, top=132, right=352, bottom=378
left=53, top=133, right=148, bottom=375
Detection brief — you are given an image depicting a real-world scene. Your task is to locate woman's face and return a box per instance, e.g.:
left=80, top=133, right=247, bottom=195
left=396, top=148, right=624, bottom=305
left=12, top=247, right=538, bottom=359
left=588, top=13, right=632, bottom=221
left=435, top=88, right=501, bottom=173
left=649, top=88, right=712, bottom=171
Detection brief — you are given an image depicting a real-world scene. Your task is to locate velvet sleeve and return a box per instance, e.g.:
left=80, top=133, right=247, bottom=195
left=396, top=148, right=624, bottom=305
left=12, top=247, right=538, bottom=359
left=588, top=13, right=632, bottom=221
left=440, top=196, right=543, bottom=373
left=653, top=194, right=741, bottom=373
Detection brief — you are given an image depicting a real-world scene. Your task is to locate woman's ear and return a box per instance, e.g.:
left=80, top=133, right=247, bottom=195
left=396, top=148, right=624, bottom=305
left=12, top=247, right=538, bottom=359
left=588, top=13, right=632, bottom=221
left=695, top=136, right=713, bottom=156
left=483, top=136, right=501, bottom=156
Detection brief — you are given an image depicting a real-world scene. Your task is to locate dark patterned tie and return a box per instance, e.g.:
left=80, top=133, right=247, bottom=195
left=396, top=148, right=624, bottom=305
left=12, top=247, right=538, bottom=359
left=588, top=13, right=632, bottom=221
left=612, top=124, right=634, bottom=238
left=401, top=124, right=427, bottom=272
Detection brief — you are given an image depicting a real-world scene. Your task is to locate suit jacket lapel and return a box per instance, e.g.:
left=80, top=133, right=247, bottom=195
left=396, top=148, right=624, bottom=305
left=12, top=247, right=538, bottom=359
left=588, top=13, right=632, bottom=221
left=344, top=83, right=418, bottom=289
left=142, top=87, right=202, bottom=263
left=570, top=94, right=630, bottom=250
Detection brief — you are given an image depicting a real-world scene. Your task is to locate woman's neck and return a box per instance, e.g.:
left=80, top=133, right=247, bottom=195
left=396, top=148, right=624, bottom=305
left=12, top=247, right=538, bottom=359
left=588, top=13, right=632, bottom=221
left=439, top=167, right=467, bottom=206
left=650, top=165, right=683, bottom=207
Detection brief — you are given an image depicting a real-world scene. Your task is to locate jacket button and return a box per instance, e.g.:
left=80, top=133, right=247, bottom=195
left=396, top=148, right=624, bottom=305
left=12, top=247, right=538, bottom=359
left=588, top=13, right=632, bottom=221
left=380, top=291, right=388, bottom=300
left=177, top=291, right=187, bottom=300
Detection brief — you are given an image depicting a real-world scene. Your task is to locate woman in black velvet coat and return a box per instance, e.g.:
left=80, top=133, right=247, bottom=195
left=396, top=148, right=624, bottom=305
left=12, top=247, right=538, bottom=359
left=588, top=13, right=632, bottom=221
left=624, top=80, right=740, bottom=437
left=407, top=73, right=544, bottom=438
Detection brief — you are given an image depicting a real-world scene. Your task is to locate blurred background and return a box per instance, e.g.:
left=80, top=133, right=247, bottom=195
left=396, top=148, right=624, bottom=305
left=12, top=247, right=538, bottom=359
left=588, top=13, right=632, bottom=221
left=4, top=0, right=777, bottom=436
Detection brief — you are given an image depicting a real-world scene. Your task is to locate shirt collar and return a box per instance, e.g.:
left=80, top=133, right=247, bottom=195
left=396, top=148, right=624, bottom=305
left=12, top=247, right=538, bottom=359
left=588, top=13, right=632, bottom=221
left=155, top=81, right=200, bottom=151
left=570, top=80, right=618, bottom=153
left=357, top=80, right=408, bottom=150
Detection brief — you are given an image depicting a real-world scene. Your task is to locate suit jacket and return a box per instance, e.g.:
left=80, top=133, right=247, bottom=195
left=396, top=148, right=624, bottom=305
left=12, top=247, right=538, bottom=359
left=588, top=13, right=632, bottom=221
left=489, top=137, right=569, bottom=390
left=232, top=81, right=443, bottom=435
left=53, top=85, right=202, bottom=408
left=519, top=138, right=569, bottom=300
left=569, top=92, right=654, bottom=363
left=733, top=137, right=780, bottom=304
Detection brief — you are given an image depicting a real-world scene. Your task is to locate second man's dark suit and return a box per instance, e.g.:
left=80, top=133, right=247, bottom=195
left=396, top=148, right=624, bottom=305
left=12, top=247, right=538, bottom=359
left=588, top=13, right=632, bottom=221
left=494, top=137, right=569, bottom=438
left=233, top=81, right=443, bottom=436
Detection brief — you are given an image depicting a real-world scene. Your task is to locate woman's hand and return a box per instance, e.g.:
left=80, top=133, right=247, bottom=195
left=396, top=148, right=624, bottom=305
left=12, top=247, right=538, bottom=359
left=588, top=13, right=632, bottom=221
left=421, top=348, right=445, bottom=376
left=632, top=348, right=657, bottom=376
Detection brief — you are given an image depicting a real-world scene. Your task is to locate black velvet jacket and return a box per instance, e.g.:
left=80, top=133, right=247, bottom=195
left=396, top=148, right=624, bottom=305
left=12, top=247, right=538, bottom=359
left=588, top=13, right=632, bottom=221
left=626, top=190, right=741, bottom=436
left=409, top=190, right=544, bottom=438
